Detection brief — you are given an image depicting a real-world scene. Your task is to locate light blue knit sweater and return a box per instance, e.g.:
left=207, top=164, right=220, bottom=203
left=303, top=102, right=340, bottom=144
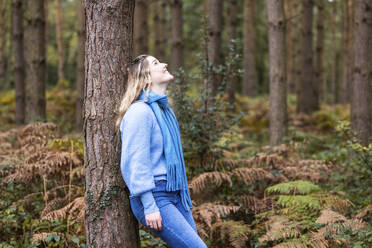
left=120, top=101, right=167, bottom=214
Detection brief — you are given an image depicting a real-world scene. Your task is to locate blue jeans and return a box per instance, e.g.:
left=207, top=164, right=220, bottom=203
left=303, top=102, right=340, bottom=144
left=129, top=180, right=208, bottom=248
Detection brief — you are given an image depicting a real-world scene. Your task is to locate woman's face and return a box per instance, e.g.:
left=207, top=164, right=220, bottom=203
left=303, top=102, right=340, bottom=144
left=146, top=56, right=174, bottom=85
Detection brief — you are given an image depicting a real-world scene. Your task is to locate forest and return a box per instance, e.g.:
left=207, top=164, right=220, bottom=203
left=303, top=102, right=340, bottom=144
left=0, top=0, right=371, bottom=247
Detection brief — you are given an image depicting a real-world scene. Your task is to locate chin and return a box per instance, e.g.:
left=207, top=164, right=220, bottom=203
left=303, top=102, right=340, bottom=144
left=163, top=74, right=174, bottom=82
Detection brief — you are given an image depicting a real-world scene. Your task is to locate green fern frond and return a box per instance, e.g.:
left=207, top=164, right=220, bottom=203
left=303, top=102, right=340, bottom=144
left=276, top=195, right=322, bottom=210
left=266, top=180, right=321, bottom=195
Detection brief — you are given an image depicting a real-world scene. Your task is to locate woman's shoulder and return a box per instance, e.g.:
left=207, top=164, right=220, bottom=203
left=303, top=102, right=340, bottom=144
left=126, top=101, right=152, bottom=115
left=123, top=101, right=154, bottom=124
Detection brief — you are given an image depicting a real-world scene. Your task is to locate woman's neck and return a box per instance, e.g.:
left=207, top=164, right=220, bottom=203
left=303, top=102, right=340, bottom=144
left=150, top=83, right=168, bottom=95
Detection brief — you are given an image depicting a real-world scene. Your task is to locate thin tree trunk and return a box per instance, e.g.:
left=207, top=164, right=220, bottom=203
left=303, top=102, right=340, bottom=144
left=294, top=1, right=302, bottom=98
left=11, top=0, right=25, bottom=125
left=45, top=0, right=48, bottom=85
left=170, top=0, right=183, bottom=72
left=351, top=0, right=372, bottom=146
left=288, top=0, right=300, bottom=95
left=207, top=0, right=223, bottom=96
left=284, top=0, right=292, bottom=95
left=75, top=0, right=85, bottom=132
left=0, top=0, right=6, bottom=90
left=133, top=0, right=148, bottom=56
left=154, top=0, right=167, bottom=61
left=226, top=0, right=238, bottom=103
left=297, top=0, right=318, bottom=114
left=160, top=0, right=167, bottom=60
left=24, top=0, right=46, bottom=122
left=342, top=0, right=353, bottom=104
left=315, top=0, right=325, bottom=104
left=243, top=0, right=257, bottom=97
left=267, top=0, right=288, bottom=145
left=331, top=1, right=342, bottom=104
left=55, top=0, right=65, bottom=81
left=83, top=0, right=140, bottom=247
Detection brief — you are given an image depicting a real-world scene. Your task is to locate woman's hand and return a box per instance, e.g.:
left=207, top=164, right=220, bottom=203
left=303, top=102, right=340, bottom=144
left=145, top=211, right=162, bottom=231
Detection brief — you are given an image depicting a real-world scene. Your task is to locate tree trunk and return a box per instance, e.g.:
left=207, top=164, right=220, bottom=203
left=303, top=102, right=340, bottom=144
left=294, top=1, right=302, bottom=98
left=287, top=0, right=300, bottom=95
left=45, top=0, right=49, bottom=85
left=24, top=0, right=46, bottom=122
left=351, top=0, right=372, bottom=146
left=315, top=0, right=325, bottom=104
left=267, top=0, right=288, bottom=145
left=284, top=0, right=292, bottom=95
left=170, top=0, right=183, bottom=72
left=297, top=0, right=318, bottom=114
left=55, top=0, right=65, bottom=81
left=207, top=0, right=223, bottom=96
left=75, top=0, right=85, bottom=133
left=331, top=1, right=342, bottom=104
left=83, top=0, right=140, bottom=247
left=11, top=0, right=25, bottom=125
left=243, top=0, right=257, bottom=97
left=153, top=0, right=167, bottom=62
left=133, top=0, right=148, bottom=56
left=226, top=0, right=238, bottom=103
left=0, top=0, right=6, bottom=90
left=342, top=0, right=353, bottom=104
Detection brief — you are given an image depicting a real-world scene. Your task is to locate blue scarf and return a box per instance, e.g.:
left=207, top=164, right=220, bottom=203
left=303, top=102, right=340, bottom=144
left=138, top=89, right=193, bottom=212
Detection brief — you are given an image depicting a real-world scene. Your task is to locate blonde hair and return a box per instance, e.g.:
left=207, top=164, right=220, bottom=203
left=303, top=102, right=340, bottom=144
left=115, top=54, right=152, bottom=132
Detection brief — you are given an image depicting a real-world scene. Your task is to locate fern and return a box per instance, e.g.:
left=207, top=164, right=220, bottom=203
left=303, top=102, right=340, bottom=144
left=266, top=180, right=321, bottom=195
left=273, top=240, right=307, bottom=248
left=259, top=215, right=302, bottom=243
left=230, top=167, right=274, bottom=185
left=189, top=171, right=232, bottom=195
left=192, top=202, right=241, bottom=228
left=211, top=220, right=250, bottom=248
left=276, top=195, right=322, bottom=210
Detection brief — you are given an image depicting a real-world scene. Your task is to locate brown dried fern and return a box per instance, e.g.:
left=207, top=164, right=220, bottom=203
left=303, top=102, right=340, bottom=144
left=230, top=167, right=274, bottom=185
left=260, top=215, right=301, bottom=243
left=41, top=197, right=84, bottom=223
left=2, top=151, right=82, bottom=184
left=192, top=202, right=241, bottom=228
left=211, top=220, right=250, bottom=248
left=273, top=241, right=307, bottom=248
left=316, top=209, right=347, bottom=225
left=189, top=171, right=232, bottom=195
left=238, top=195, right=277, bottom=214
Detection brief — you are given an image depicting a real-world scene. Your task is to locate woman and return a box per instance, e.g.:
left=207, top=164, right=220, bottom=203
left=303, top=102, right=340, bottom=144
left=116, top=54, right=207, bottom=248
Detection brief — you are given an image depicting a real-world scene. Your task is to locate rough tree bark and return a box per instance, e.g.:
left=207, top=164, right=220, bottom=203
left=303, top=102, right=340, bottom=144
left=75, top=0, right=85, bottom=132
left=83, top=0, right=140, bottom=247
left=24, top=0, right=46, bottom=122
left=133, top=0, right=148, bottom=56
left=267, top=0, right=288, bottom=145
left=297, top=0, right=318, bottom=114
left=170, top=0, right=183, bottom=72
left=11, top=0, right=25, bottom=125
left=351, top=0, right=372, bottom=146
left=243, top=0, right=257, bottom=97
